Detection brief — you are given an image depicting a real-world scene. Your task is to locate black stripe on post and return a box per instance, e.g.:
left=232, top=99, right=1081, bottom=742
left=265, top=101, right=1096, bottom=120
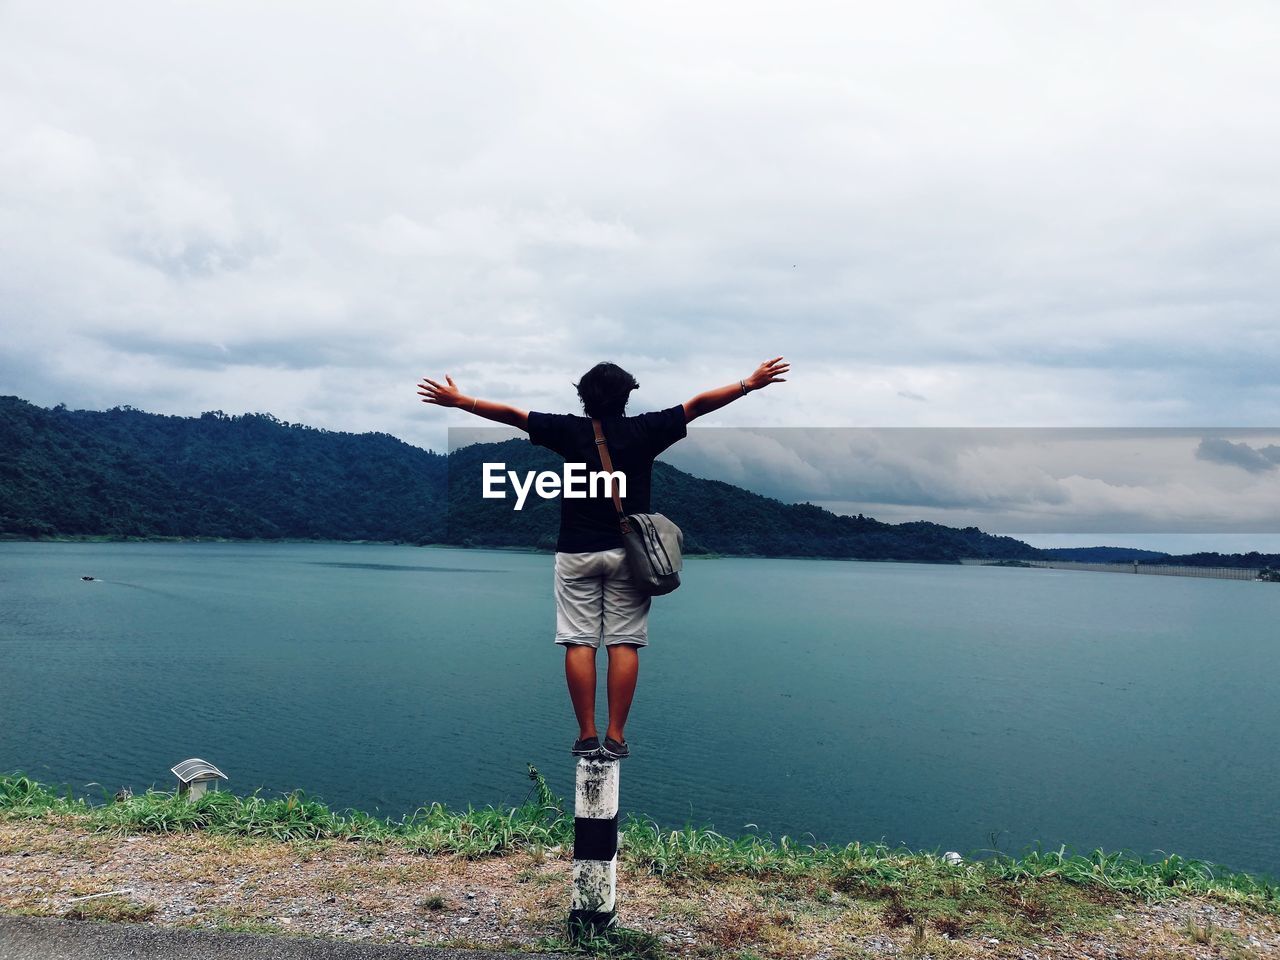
left=574, top=813, right=619, bottom=862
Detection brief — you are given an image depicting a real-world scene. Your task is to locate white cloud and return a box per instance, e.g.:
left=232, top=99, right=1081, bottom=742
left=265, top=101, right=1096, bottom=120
left=661, top=428, right=1280, bottom=533
left=3, top=0, right=1279, bottom=458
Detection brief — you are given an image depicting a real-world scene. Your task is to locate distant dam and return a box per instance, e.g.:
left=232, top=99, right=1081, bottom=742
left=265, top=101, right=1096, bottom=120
left=961, top=558, right=1265, bottom=581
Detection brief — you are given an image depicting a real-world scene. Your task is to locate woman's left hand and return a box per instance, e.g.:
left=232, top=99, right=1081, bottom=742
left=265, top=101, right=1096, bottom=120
left=417, top=375, right=469, bottom=408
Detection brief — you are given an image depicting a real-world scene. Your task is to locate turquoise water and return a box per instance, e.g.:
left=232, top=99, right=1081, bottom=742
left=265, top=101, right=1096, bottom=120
left=1, top=542, right=1276, bottom=876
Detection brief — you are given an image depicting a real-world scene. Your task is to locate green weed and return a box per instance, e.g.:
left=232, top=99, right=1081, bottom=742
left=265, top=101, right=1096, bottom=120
left=3, top=766, right=1276, bottom=927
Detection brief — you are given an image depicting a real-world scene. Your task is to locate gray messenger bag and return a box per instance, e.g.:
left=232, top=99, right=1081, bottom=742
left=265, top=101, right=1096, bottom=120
left=591, top=418, right=683, bottom=596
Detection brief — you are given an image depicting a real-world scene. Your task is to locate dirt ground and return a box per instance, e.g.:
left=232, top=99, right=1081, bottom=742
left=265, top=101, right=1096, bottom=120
left=2, top=820, right=1278, bottom=958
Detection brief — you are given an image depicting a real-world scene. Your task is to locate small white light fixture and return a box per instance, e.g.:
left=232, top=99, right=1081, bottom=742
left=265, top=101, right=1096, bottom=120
left=171, top=758, right=228, bottom=800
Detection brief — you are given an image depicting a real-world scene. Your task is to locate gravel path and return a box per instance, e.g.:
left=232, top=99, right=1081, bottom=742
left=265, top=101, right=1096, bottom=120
left=3, top=819, right=1279, bottom=957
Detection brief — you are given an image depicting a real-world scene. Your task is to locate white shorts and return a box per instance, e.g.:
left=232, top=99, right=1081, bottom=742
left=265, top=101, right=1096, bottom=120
left=553, top=548, right=651, bottom=649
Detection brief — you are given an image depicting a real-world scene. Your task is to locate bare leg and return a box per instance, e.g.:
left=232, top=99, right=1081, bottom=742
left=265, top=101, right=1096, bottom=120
left=564, top=644, right=598, bottom=740
left=604, top=642, right=639, bottom=742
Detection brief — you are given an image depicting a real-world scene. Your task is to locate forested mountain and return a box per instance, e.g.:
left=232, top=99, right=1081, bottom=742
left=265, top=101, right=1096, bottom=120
left=1145, top=551, right=1280, bottom=569
left=0, top=397, right=447, bottom=541
left=1039, top=546, right=1170, bottom=563
left=2, top=396, right=1274, bottom=567
left=1036, top=546, right=1280, bottom=568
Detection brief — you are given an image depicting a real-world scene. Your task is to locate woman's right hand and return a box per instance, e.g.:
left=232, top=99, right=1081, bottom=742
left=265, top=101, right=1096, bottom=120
left=744, top=356, right=790, bottom=391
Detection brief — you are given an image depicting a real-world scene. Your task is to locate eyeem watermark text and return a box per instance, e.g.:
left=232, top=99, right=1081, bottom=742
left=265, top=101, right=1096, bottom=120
left=482, top=462, right=626, bottom=511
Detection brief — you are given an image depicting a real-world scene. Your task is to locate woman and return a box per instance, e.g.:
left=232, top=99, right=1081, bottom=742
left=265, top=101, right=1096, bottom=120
left=418, top=357, right=789, bottom=760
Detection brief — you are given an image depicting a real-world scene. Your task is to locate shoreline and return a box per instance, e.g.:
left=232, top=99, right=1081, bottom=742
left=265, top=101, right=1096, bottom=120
left=10, top=539, right=1276, bottom=580
left=2, top=771, right=1277, bottom=958
left=0, top=536, right=964, bottom=564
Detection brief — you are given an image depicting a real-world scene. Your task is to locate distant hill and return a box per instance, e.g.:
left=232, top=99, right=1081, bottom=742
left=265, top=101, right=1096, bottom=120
left=1039, top=546, right=1170, bottom=563
left=1039, top=546, right=1280, bottom=568
left=0, top=397, right=447, bottom=541
left=2, top=396, right=1275, bottom=567
left=1146, top=551, right=1280, bottom=569
left=0, top=396, right=1036, bottom=561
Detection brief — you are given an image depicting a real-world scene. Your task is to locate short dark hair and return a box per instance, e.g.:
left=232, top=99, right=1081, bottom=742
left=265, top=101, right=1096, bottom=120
left=574, top=362, right=639, bottom=418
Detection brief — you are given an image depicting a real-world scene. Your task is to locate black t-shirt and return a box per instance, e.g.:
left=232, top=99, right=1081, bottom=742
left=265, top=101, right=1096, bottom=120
left=527, top=404, right=688, bottom=552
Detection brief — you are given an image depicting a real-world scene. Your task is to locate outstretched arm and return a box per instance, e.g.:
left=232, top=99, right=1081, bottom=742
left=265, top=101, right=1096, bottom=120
left=682, top=356, right=790, bottom=422
left=417, top=375, right=530, bottom=432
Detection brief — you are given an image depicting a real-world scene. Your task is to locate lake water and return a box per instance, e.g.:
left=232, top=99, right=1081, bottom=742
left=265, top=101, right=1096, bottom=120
left=1, top=542, right=1276, bottom=877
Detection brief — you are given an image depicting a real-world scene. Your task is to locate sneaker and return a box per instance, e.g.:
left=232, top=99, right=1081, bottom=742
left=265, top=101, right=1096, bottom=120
left=601, top=736, right=630, bottom=760
left=571, top=736, right=602, bottom=757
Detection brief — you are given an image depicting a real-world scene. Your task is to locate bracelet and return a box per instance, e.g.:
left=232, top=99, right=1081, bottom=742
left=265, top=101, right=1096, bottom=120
left=739, top=379, right=750, bottom=396
left=471, top=397, right=478, bottom=412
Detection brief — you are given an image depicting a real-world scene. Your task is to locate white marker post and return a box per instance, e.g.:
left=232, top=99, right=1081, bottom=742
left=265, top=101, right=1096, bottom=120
left=569, top=756, right=619, bottom=940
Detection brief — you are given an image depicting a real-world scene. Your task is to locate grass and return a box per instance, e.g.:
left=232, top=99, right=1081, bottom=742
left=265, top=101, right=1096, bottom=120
left=531, top=921, right=671, bottom=960
left=3, top=765, right=1278, bottom=947
left=202, top=906, right=289, bottom=936
left=63, top=895, right=157, bottom=923
left=0, top=767, right=571, bottom=854
left=1184, top=914, right=1217, bottom=944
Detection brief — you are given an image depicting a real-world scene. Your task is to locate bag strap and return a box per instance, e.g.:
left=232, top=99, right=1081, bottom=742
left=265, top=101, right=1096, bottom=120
left=591, top=418, right=633, bottom=535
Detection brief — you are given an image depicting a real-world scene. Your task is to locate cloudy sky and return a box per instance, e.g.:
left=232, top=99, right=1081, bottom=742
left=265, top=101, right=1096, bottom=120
left=3, top=2, right=1278, bottom=548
